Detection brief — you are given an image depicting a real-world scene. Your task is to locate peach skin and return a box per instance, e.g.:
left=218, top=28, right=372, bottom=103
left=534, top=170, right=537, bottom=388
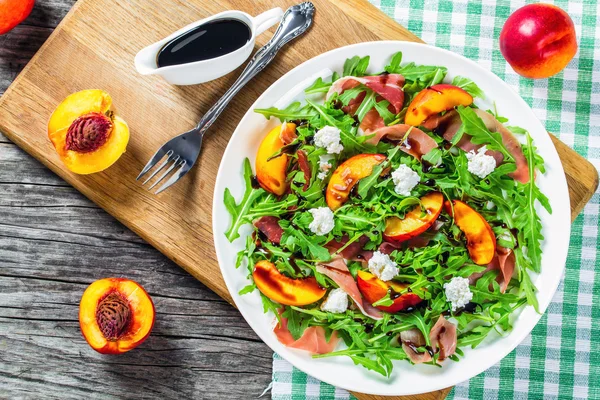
left=79, top=278, right=155, bottom=354
left=405, top=84, right=473, bottom=127
left=48, top=89, right=129, bottom=174
left=253, top=260, right=326, bottom=306
left=326, top=153, right=386, bottom=210
left=0, top=0, right=35, bottom=35
left=445, top=200, right=496, bottom=265
left=357, top=271, right=422, bottom=313
left=500, top=4, right=577, bottom=79
left=384, top=191, right=444, bottom=243
left=255, top=123, right=296, bottom=196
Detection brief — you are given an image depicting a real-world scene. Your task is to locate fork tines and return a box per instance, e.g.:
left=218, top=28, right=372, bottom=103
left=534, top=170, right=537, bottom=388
left=137, top=149, right=188, bottom=194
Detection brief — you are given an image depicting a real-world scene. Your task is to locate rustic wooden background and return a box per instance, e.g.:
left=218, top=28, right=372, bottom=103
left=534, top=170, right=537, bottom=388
left=0, top=1, right=273, bottom=398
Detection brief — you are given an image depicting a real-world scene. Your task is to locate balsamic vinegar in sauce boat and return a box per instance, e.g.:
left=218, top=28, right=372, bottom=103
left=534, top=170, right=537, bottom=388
left=156, top=19, right=251, bottom=68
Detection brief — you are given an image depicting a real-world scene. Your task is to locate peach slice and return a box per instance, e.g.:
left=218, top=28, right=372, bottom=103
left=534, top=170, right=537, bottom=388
left=326, top=153, right=386, bottom=210
left=445, top=200, right=496, bottom=265
left=79, top=278, right=155, bottom=354
left=255, top=123, right=296, bottom=196
left=405, top=84, right=473, bottom=127
left=253, top=260, right=326, bottom=306
left=356, top=270, right=422, bottom=313
left=384, top=192, right=444, bottom=243
left=48, top=89, right=129, bottom=175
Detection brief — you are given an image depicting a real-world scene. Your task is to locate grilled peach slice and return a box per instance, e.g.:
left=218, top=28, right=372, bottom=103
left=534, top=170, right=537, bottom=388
left=405, top=84, right=473, bottom=127
left=253, top=260, right=326, bottom=306
left=384, top=192, right=444, bottom=243
left=357, top=271, right=422, bottom=313
left=445, top=200, right=496, bottom=265
left=326, top=153, right=386, bottom=210
left=79, top=278, right=155, bottom=354
left=48, top=90, right=129, bottom=174
left=255, top=123, right=296, bottom=196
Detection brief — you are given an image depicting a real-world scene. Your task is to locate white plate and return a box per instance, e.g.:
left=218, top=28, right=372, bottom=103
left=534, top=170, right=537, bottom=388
left=212, top=41, right=570, bottom=396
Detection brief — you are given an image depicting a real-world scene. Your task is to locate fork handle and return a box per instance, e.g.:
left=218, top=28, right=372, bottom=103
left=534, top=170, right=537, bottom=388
left=194, top=2, right=315, bottom=134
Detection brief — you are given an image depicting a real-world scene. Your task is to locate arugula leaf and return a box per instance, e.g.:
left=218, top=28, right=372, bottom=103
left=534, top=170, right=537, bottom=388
left=384, top=51, right=403, bottom=73
left=261, top=293, right=282, bottom=324
left=339, top=87, right=366, bottom=105
left=254, top=101, right=316, bottom=121
left=239, top=283, right=256, bottom=295
left=398, top=63, right=447, bottom=86
left=305, top=99, right=372, bottom=153
left=355, top=91, right=376, bottom=122
left=421, top=148, right=443, bottom=166
left=372, top=292, right=394, bottom=307
left=451, top=75, right=485, bottom=99
left=374, top=100, right=397, bottom=124
left=283, top=307, right=311, bottom=340
left=357, top=164, right=383, bottom=199
left=343, top=55, right=370, bottom=77
left=224, top=159, right=265, bottom=241
left=455, top=106, right=515, bottom=163
left=281, top=224, right=331, bottom=261
left=305, top=77, right=332, bottom=94
left=507, top=125, right=528, bottom=135
left=518, top=132, right=551, bottom=272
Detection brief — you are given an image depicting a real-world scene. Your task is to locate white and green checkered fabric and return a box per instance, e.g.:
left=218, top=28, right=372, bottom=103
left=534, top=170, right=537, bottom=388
left=271, top=0, right=600, bottom=398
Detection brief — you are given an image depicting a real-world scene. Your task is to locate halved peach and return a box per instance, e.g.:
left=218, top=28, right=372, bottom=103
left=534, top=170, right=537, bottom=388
left=48, top=89, right=129, bottom=174
left=253, top=260, right=326, bottom=306
left=79, top=278, right=155, bottom=354
left=255, top=123, right=296, bottom=196
left=357, top=270, right=422, bottom=313
left=445, top=200, right=496, bottom=265
left=326, top=153, right=386, bottom=210
left=384, top=192, right=444, bottom=243
left=405, top=84, right=473, bottom=127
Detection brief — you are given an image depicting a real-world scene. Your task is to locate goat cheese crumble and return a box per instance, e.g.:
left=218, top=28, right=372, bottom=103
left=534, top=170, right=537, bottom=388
left=444, top=277, right=473, bottom=312
left=317, top=155, right=333, bottom=180
left=466, top=146, right=496, bottom=179
left=314, top=126, right=343, bottom=154
left=308, top=207, right=335, bottom=235
left=320, top=288, right=348, bottom=313
left=391, top=164, right=420, bottom=196
left=368, top=251, right=399, bottom=281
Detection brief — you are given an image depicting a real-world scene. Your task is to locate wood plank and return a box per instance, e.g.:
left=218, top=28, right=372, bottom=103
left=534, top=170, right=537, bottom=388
left=0, top=0, right=596, bottom=399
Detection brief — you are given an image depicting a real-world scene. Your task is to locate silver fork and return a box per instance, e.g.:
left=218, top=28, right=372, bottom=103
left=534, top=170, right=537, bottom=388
left=137, top=2, right=316, bottom=194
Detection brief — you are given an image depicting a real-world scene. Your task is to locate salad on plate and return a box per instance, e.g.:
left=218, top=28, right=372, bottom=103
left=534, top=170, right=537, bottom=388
left=223, top=52, right=551, bottom=377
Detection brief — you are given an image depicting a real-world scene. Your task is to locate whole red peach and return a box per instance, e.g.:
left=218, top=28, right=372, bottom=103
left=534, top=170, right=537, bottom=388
left=499, top=3, right=577, bottom=79
left=0, top=0, right=35, bottom=35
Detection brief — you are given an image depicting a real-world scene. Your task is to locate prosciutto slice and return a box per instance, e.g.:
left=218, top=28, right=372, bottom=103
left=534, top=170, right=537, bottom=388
left=316, top=257, right=383, bottom=320
left=424, top=109, right=529, bottom=183
left=274, top=312, right=339, bottom=354
left=254, top=216, right=284, bottom=245
left=327, top=74, right=406, bottom=113
left=361, top=124, right=438, bottom=160
left=297, top=150, right=311, bottom=191
left=359, top=107, right=387, bottom=135
left=474, top=109, right=530, bottom=184
left=429, top=315, right=457, bottom=361
left=400, top=329, right=432, bottom=364
left=341, top=91, right=366, bottom=115
left=400, top=315, right=457, bottom=364
left=469, top=246, right=515, bottom=293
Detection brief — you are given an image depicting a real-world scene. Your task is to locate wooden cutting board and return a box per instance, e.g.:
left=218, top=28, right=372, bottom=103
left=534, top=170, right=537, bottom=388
left=0, top=0, right=596, bottom=399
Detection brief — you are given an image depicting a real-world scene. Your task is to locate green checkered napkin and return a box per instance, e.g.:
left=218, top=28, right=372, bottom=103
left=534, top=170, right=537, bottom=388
left=271, top=0, right=600, bottom=398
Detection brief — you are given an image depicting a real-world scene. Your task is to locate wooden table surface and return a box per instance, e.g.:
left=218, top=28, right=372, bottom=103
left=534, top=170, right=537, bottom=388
left=0, top=1, right=273, bottom=398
